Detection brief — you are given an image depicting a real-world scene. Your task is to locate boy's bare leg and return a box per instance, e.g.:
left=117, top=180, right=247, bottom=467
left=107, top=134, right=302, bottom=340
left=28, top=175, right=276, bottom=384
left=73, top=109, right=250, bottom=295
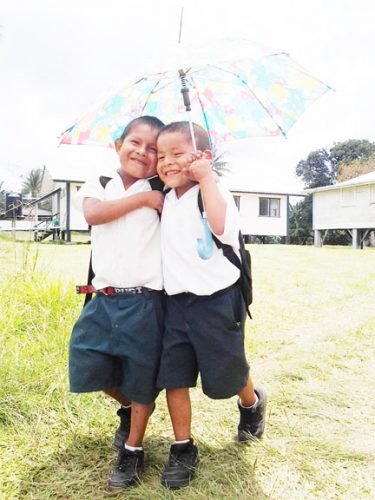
left=126, top=402, right=154, bottom=447
left=161, top=388, right=198, bottom=489
left=166, top=388, right=191, bottom=440
left=237, top=377, right=257, bottom=406
left=108, top=401, right=153, bottom=488
left=104, top=387, right=131, bottom=406
left=237, top=378, right=267, bottom=441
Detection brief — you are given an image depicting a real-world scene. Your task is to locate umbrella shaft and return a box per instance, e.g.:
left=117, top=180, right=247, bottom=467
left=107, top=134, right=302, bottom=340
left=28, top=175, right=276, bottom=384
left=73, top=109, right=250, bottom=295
left=187, top=113, right=197, bottom=152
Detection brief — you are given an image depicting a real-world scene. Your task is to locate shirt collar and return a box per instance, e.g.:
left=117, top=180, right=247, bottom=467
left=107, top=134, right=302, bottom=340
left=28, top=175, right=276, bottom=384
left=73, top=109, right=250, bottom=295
left=166, top=184, right=200, bottom=202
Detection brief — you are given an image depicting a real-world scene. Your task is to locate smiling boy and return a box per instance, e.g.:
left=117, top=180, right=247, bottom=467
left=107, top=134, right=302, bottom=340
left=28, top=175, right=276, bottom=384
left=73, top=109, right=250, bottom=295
left=69, top=116, right=165, bottom=488
left=155, top=121, right=267, bottom=489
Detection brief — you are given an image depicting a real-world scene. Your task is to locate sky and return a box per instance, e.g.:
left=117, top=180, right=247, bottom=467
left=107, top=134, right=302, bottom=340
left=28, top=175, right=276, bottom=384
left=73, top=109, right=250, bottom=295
left=0, top=0, right=374, bottom=193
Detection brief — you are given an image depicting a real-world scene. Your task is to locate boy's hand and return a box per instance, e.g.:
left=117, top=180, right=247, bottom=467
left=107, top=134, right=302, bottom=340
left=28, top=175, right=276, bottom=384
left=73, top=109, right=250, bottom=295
left=184, top=151, right=213, bottom=183
left=142, top=191, right=165, bottom=213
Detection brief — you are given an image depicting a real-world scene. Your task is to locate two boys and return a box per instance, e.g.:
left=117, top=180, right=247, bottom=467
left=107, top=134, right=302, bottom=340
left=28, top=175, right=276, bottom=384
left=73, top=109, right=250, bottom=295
left=69, top=118, right=266, bottom=489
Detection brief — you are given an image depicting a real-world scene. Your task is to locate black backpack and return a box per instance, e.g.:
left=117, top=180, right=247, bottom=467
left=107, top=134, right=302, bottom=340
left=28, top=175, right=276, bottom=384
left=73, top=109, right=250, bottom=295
left=197, top=190, right=253, bottom=318
left=82, top=174, right=164, bottom=306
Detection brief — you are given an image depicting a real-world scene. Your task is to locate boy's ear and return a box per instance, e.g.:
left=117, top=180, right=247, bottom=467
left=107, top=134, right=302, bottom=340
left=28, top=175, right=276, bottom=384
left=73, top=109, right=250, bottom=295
left=114, top=138, right=122, bottom=153
left=202, top=149, right=213, bottom=160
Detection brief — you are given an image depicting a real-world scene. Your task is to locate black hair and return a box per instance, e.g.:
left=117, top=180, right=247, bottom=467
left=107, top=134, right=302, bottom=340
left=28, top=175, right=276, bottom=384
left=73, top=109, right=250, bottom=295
left=157, top=121, right=211, bottom=151
left=118, top=116, right=165, bottom=142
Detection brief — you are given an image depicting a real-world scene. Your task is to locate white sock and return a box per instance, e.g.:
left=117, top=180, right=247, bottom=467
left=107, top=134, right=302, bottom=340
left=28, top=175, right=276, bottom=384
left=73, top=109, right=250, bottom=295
left=121, top=404, right=131, bottom=409
left=124, top=443, right=143, bottom=452
left=239, top=394, right=259, bottom=409
left=173, top=439, right=191, bottom=445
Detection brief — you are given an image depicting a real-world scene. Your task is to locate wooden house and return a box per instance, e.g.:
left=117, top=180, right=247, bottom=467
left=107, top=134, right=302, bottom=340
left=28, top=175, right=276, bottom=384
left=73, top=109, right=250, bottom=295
left=305, top=171, right=375, bottom=248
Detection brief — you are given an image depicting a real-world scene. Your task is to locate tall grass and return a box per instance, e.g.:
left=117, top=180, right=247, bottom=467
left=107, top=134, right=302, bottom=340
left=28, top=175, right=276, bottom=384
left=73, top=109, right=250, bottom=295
left=1, top=242, right=374, bottom=498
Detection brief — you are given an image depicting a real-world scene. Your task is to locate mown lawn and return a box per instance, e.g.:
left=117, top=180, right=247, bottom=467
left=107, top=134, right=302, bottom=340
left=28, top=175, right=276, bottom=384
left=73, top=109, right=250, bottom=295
left=1, top=241, right=374, bottom=499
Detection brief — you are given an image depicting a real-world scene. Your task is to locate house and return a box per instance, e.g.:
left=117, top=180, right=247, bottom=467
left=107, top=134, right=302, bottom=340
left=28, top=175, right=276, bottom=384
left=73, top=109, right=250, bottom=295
left=224, top=176, right=304, bottom=242
left=38, top=148, right=118, bottom=240
left=305, top=170, right=375, bottom=248
left=40, top=167, right=90, bottom=239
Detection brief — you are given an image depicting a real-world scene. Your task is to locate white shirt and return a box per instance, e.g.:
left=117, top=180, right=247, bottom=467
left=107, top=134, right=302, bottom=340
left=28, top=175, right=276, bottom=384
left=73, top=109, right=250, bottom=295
left=161, top=183, right=241, bottom=295
left=75, top=170, right=163, bottom=290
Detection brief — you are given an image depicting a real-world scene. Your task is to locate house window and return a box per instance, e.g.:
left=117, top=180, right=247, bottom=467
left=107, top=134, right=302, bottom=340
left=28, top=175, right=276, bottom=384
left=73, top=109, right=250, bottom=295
left=233, top=195, right=241, bottom=210
left=259, top=197, right=280, bottom=217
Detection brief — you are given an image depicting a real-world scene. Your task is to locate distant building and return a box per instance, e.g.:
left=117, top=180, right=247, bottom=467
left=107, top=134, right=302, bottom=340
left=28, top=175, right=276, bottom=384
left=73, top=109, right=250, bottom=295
left=230, top=188, right=300, bottom=241
left=224, top=175, right=304, bottom=241
left=305, top=171, right=375, bottom=248
left=40, top=168, right=88, bottom=238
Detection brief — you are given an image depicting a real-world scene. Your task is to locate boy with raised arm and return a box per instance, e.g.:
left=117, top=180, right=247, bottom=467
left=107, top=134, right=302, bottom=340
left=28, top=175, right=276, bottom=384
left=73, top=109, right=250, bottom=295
left=156, top=121, right=267, bottom=489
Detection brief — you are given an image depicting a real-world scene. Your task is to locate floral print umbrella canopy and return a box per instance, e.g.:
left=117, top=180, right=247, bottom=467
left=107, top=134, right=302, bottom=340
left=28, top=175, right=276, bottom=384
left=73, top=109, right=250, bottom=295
left=60, top=38, right=331, bottom=148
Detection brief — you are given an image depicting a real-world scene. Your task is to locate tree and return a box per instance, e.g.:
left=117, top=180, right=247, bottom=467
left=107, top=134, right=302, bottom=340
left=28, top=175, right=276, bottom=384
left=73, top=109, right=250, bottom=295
left=330, top=139, right=375, bottom=182
left=296, top=149, right=333, bottom=188
left=336, top=154, right=375, bottom=182
left=0, top=181, right=6, bottom=213
left=21, top=167, right=44, bottom=197
left=330, top=139, right=375, bottom=166
left=288, top=196, right=313, bottom=245
left=212, top=150, right=230, bottom=176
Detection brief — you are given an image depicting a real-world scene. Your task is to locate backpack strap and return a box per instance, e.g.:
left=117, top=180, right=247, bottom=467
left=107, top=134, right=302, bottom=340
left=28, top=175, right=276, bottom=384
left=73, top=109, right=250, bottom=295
left=197, top=190, right=252, bottom=318
left=148, top=175, right=165, bottom=192
left=99, top=175, right=113, bottom=189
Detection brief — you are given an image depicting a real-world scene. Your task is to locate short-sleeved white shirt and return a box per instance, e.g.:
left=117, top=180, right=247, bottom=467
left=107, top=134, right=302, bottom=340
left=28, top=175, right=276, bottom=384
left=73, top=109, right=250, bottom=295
left=161, top=183, right=240, bottom=295
left=75, top=170, right=163, bottom=290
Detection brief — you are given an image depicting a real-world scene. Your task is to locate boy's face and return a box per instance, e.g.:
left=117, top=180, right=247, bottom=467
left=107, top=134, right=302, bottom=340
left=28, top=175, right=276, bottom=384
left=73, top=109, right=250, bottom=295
left=156, top=131, right=197, bottom=197
left=115, top=124, right=158, bottom=183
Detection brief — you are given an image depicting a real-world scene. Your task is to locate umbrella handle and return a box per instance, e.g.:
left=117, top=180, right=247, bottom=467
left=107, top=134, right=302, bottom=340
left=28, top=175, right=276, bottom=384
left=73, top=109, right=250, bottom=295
left=196, top=212, right=213, bottom=259
left=179, top=69, right=197, bottom=151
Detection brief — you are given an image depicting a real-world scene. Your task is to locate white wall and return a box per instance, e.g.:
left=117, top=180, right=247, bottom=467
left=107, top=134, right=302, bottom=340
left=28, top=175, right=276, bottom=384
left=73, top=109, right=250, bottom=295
left=0, top=220, right=34, bottom=231
left=233, top=192, right=288, bottom=236
left=54, top=181, right=88, bottom=231
left=313, top=184, right=375, bottom=230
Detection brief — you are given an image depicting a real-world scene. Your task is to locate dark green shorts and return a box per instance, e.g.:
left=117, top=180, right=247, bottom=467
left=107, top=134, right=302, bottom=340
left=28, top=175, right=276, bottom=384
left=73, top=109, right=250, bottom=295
left=157, top=283, right=249, bottom=399
left=69, top=290, right=164, bottom=404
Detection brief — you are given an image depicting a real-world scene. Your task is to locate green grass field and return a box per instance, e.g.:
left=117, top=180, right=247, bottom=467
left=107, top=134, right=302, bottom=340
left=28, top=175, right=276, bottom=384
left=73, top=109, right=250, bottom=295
left=1, top=241, right=374, bottom=499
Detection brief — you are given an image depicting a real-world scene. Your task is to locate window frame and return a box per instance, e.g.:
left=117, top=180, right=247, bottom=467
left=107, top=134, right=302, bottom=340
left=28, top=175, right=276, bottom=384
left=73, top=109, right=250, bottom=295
left=259, top=197, right=281, bottom=218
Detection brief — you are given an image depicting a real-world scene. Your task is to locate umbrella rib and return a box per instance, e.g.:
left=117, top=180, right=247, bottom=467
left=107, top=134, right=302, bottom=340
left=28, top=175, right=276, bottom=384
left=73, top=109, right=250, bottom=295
left=139, top=74, right=167, bottom=114
left=208, top=64, right=288, bottom=137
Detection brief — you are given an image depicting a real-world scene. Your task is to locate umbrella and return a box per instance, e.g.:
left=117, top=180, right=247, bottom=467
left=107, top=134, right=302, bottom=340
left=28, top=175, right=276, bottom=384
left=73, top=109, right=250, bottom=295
left=60, top=37, right=331, bottom=259
left=59, top=38, right=331, bottom=149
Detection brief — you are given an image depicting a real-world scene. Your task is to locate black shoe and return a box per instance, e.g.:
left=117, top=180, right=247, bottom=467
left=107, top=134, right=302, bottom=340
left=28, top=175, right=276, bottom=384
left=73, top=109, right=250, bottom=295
left=108, top=448, right=144, bottom=488
left=237, top=387, right=267, bottom=441
left=113, top=406, right=131, bottom=449
left=161, top=439, right=199, bottom=489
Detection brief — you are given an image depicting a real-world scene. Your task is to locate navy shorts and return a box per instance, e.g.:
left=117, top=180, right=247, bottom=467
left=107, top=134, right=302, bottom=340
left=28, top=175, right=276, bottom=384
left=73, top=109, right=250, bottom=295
left=157, top=283, right=249, bottom=399
left=69, top=289, right=164, bottom=404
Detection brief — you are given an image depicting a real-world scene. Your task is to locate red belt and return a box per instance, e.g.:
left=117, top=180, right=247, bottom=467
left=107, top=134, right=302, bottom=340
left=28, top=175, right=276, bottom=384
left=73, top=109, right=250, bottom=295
left=76, top=285, right=146, bottom=295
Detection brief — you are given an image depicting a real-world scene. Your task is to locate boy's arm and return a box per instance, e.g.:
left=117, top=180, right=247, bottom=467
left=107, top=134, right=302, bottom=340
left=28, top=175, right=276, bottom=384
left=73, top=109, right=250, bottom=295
left=84, top=191, right=164, bottom=225
left=198, top=175, right=226, bottom=235
left=187, top=154, right=226, bottom=235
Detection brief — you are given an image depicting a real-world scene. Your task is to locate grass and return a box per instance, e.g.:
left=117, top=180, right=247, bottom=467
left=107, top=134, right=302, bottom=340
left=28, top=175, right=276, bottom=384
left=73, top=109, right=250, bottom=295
left=1, top=241, right=374, bottom=499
